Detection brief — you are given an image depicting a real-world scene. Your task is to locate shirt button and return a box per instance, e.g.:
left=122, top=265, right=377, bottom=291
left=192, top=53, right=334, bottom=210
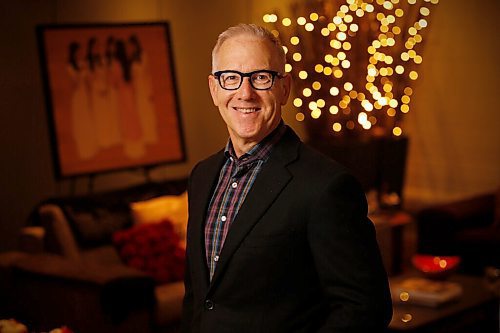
left=214, top=255, right=219, bottom=262
left=221, top=216, right=227, bottom=222
left=231, top=182, right=238, bottom=189
left=205, top=299, right=214, bottom=310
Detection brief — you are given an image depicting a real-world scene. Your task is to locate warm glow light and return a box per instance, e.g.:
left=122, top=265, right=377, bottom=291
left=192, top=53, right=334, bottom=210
left=310, top=12, right=319, bottom=21
left=312, top=81, right=322, bottom=90
left=321, top=28, right=330, bottom=36
left=305, top=23, right=315, bottom=31
left=296, top=112, right=305, bottom=122
left=395, top=65, right=405, bottom=74
left=317, top=99, right=326, bottom=108
left=387, top=108, right=396, bottom=116
left=293, top=98, right=303, bottom=107
left=341, top=60, right=351, bottom=68
left=401, top=104, right=410, bottom=113
left=337, top=32, right=347, bottom=41
left=285, top=64, right=292, bottom=72
left=401, top=314, right=413, bottom=323
left=308, top=101, right=318, bottom=110
left=344, top=82, right=353, bottom=91
left=297, top=17, right=307, bottom=25
left=404, top=87, right=413, bottom=95
left=330, top=40, right=342, bottom=49
left=393, top=126, right=402, bottom=136
left=315, top=64, right=324, bottom=73
left=402, top=95, right=411, bottom=104
left=290, top=36, right=300, bottom=45
left=293, top=53, right=302, bottom=61
left=311, top=108, right=322, bottom=119
left=332, top=122, right=342, bottom=132
left=420, top=7, right=430, bottom=16
left=303, top=88, right=312, bottom=97
left=409, top=71, right=418, bottom=80
left=282, top=18, right=292, bottom=26
left=299, top=70, right=308, bottom=80
left=330, top=87, right=340, bottom=96
left=333, top=69, right=343, bottom=78
left=323, top=67, right=333, bottom=75
left=329, top=105, right=339, bottom=114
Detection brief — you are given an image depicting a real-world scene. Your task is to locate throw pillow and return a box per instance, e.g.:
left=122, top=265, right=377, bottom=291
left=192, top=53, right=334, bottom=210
left=130, top=192, right=188, bottom=248
left=112, top=220, right=185, bottom=284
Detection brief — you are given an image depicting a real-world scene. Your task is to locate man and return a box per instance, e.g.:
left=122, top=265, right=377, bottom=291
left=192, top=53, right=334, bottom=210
left=181, top=23, right=392, bottom=333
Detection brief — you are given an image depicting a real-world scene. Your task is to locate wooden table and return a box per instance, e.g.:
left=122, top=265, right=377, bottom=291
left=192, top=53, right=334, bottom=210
left=389, top=274, right=499, bottom=333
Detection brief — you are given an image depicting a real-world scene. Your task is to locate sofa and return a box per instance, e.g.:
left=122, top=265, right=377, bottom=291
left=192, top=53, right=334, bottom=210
left=0, top=178, right=188, bottom=333
left=416, top=191, right=500, bottom=275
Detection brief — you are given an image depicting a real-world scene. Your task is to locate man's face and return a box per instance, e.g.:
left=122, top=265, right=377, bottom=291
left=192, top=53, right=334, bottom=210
left=209, top=35, right=291, bottom=153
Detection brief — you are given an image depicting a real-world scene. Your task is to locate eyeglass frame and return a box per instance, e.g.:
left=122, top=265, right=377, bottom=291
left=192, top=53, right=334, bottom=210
left=212, top=69, right=284, bottom=91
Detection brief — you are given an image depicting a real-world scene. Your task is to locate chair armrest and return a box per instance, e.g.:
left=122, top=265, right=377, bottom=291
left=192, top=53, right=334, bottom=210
left=18, top=226, right=45, bottom=253
left=38, top=204, right=81, bottom=260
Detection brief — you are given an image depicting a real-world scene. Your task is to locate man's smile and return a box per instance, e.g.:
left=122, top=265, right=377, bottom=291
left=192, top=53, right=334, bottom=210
left=233, top=107, right=261, bottom=114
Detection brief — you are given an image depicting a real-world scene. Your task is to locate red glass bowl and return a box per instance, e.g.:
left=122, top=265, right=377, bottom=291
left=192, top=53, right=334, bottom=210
left=412, top=254, right=461, bottom=279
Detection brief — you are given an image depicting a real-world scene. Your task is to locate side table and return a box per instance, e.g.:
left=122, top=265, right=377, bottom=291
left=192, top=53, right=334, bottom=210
left=389, top=273, right=499, bottom=333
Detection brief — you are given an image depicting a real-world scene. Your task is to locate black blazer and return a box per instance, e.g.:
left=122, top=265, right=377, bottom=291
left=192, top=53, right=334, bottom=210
left=182, top=127, right=392, bottom=333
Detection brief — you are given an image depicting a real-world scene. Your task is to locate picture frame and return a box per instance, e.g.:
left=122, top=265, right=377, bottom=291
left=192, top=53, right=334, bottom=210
left=37, top=21, right=186, bottom=178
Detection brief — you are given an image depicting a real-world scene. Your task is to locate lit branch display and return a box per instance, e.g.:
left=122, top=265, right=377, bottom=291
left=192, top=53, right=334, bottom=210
left=263, top=0, right=438, bottom=140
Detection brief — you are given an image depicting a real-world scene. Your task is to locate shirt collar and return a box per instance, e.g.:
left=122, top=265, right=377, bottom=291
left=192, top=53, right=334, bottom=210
left=224, top=121, right=287, bottom=164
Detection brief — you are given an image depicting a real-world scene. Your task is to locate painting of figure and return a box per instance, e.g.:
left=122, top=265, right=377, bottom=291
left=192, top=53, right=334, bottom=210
left=38, top=22, right=185, bottom=178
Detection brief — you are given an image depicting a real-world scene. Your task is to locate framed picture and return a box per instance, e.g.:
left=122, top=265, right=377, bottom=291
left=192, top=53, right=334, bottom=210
left=37, top=21, right=186, bottom=178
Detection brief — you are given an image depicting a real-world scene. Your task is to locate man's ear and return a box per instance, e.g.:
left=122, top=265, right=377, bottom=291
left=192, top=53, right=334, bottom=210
left=208, top=75, right=219, bottom=106
left=280, top=74, right=292, bottom=106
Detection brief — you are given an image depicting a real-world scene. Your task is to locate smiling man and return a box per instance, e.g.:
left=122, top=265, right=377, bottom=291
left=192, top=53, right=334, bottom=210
left=181, top=24, right=392, bottom=333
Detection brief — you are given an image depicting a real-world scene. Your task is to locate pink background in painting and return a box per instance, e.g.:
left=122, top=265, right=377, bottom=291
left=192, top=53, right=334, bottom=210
left=43, top=24, right=184, bottom=176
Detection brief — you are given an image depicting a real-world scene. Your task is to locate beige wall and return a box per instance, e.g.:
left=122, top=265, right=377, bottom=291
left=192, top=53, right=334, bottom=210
left=0, top=0, right=498, bottom=251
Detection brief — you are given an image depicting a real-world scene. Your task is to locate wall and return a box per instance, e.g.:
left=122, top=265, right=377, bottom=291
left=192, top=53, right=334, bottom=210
left=1, top=0, right=499, bottom=251
left=404, top=0, right=500, bottom=204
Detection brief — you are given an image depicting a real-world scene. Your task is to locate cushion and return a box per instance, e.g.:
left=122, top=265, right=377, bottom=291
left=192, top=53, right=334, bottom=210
left=63, top=205, right=131, bottom=248
left=112, top=220, right=184, bottom=284
left=130, top=192, right=188, bottom=248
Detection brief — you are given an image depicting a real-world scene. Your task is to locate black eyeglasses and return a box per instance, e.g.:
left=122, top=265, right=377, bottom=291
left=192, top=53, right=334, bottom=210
left=213, top=70, right=284, bottom=90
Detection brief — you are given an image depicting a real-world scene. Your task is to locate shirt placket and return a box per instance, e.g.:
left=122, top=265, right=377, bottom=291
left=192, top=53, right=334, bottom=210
left=209, top=161, right=248, bottom=279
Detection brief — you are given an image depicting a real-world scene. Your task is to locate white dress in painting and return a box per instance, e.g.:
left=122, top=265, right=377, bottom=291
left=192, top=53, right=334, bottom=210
left=90, top=64, right=121, bottom=149
left=68, top=63, right=98, bottom=160
left=132, top=53, right=158, bottom=145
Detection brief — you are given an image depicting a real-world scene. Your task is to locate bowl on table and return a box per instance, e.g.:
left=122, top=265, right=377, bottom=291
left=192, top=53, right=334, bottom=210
left=412, top=254, right=461, bottom=279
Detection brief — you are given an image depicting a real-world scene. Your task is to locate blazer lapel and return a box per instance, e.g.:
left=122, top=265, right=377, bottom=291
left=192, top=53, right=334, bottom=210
left=209, top=128, right=301, bottom=290
left=188, top=151, right=226, bottom=292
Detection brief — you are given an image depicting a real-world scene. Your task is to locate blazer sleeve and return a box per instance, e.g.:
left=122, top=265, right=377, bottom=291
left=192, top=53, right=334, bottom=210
left=307, top=172, right=392, bottom=333
left=180, top=162, right=200, bottom=333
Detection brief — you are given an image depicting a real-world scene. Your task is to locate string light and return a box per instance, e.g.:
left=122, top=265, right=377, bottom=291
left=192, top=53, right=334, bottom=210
left=263, top=0, right=436, bottom=136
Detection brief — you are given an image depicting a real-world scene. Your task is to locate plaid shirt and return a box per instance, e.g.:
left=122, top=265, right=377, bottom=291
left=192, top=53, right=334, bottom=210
left=205, top=123, right=286, bottom=279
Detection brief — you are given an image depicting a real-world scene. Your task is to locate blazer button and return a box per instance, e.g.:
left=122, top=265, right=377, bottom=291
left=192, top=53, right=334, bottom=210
left=205, top=299, right=214, bottom=310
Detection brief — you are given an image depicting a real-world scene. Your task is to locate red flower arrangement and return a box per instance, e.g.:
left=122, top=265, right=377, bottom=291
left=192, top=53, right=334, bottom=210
left=112, top=219, right=185, bottom=284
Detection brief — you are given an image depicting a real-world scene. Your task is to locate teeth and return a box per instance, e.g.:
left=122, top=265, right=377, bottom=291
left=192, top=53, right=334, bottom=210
left=235, top=107, right=258, bottom=114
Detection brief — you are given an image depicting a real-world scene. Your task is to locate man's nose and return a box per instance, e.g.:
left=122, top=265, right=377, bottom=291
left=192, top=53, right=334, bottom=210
left=236, top=77, right=255, bottom=99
